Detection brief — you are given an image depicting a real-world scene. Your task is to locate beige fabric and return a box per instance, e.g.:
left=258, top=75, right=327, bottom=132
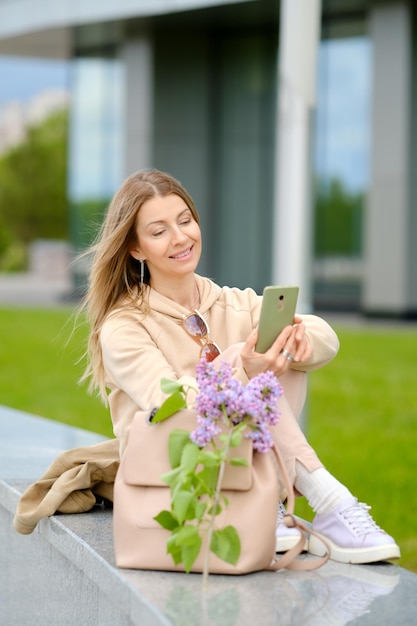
left=101, top=275, right=340, bottom=454
left=113, top=409, right=329, bottom=573
left=13, top=438, right=119, bottom=535
left=12, top=368, right=308, bottom=535
left=215, top=344, right=321, bottom=485
left=13, top=277, right=338, bottom=535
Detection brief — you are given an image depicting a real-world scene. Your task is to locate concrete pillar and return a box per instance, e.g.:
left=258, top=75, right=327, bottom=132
left=272, top=0, right=322, bottom=313
left=364, top=3, right=415, bottom=316
left=121, top=34, right=153, bottom=176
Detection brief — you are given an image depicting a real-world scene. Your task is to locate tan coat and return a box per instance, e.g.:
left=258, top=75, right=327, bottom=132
left=14, top=438, right=119, bottom=534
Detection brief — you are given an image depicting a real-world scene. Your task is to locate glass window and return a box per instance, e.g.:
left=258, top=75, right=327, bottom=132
left=314, top=35, right=371, bottom=309
left=68, top=55, right=124, bottom=287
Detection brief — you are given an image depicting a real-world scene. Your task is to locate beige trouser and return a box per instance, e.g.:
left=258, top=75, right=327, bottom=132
left=219, top=345, right=323, bottom=487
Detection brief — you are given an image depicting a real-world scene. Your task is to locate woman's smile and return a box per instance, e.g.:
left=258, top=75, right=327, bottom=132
left=169, top=245, right=194, bottom=260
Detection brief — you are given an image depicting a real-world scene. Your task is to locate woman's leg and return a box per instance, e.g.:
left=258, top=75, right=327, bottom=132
left=275, top=385, right=399, bottom=563
left=216, top=346, right=400, bottom=562
left=219, top=345, right=349, bottom=495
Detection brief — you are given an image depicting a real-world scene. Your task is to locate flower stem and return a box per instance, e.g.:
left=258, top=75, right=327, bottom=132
left=202, top=426, right=234, bottom=589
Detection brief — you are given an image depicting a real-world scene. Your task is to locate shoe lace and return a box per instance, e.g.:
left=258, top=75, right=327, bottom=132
left=341, top=501, right=382, bottom=537
left=277, top=499, right=287, bottom=524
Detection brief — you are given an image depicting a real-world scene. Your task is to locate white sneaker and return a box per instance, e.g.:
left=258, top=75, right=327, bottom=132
left=276, top=499, right=308, bottom=552
left=309, top=497, right=401, bottom=564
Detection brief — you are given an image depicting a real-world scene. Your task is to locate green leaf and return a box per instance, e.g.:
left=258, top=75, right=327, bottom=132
left=175, top=524, right=200, bottom=547
left=211, top=526, right=241, bottom=565
left=172, top=490, right=195, bottom=525
left=221, top=494, right=229, bottom=508
left=207, top=503, right=222, bottom=516
left=168, top=429, right=193, bottom=468
left=182, top=535, right=202, bottom=573
left=198, top=450, right=221, bottom=467
left=230, top=431, right=243, bottom=447
left=183, top=500, right=197, bottom=521
left=234, top=421, right=248, bottom=433
left=230, top=457, right=249, bottom=467
left=151, top=390, right=187, bottom=423
left=167, top=533, right=183, bottom=565
left=195, top=466, right=219, bottom=493
left=160, top=378, right=184, bottom=394
left=160, top=466, right=181, bottom=486
left=195, top=500, right=207, bottom=521
left=180, top=441, right=199, bottom=473
left=154, top=510, right=178, bottom=531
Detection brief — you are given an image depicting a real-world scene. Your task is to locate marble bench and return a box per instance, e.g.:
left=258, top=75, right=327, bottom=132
left=1, top=406, right=416, bottom=625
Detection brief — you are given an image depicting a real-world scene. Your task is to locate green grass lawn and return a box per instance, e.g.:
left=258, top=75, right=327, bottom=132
left=0, top=307, right=113, bottom=437
left=1, top=307, right=416, bottom=572
left=298, top=322, right=417, bottom=574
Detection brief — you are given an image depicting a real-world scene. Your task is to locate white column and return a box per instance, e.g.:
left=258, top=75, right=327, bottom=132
left=121, top=35, right=153, bottom=176
left=272, top=0, right=322, bottom=313
left=364, top=3, right=412, bottom=315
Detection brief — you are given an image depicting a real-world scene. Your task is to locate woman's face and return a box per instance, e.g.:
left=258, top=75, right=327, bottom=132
left=131, top=193, right=202, bottom=287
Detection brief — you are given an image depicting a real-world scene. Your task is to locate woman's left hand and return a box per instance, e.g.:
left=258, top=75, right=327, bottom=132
left=240, top=315, right=312, bottom=380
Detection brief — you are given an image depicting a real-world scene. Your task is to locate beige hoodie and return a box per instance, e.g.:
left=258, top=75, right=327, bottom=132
left=14, top=276, right=339, bottom=533
left=101, top=275, right=339, bottom=453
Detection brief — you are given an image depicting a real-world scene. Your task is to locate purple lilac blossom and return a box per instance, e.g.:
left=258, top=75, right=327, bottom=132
left=190, top=358, right=283, bottom=453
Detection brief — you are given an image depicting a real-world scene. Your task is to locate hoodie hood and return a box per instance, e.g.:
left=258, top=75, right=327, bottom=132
left=147, top=274, right=222, bottom=321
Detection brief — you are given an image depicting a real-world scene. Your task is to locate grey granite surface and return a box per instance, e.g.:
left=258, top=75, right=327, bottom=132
left=1, top=405, right=416, bottom=625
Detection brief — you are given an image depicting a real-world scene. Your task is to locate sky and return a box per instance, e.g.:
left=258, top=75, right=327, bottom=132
left=315, top=37, right=371, bottom=194
left=0, top=55, right=69, bottom=105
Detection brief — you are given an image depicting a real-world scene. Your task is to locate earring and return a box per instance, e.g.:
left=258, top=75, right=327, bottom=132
left=139, top=259, right=145, bottom=285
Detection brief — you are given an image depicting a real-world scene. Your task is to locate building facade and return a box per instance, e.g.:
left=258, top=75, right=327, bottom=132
left=0, top=0, right=416, bottom=316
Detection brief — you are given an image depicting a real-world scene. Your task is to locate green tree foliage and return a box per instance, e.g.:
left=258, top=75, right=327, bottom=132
left=0, top=108, right=68, bottom=246
left=315, top=177, right=364, bottom=256
left=70, top=199, right=109, bottom=250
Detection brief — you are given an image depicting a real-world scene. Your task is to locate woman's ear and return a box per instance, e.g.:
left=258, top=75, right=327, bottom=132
left=130, top=248, right=144, bottom=261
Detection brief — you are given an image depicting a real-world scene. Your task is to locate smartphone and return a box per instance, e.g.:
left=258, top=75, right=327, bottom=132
left=255, top=286, right=299, bottom=353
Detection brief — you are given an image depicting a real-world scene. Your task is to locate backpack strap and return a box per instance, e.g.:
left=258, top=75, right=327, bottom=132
left=267, top=444, right=330, bottom=571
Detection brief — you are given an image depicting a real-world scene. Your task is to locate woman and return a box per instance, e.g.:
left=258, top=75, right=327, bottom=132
left=81, top=168, right=400, bottom=564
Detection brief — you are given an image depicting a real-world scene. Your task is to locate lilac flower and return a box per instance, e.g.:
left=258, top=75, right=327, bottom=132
left=190, top=417, right=222, bottom=447
left=243, top=371, right=282, bottom=426
left=190, top=357, right=283, bottom=453
left=245, top=420, right=275, bottom=453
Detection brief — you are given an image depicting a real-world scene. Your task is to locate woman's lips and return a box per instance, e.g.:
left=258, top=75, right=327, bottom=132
left=170, top=246, right=193, bottom=260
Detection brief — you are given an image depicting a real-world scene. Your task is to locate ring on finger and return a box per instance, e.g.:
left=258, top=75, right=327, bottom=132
left=281, top=348, right=294, bottom=362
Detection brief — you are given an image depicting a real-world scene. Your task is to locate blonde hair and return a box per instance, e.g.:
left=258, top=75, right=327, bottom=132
left=79, top=168, right=200, bottom=400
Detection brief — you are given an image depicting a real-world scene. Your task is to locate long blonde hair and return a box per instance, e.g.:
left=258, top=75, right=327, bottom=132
left=79, top=168, right=200, bottom=400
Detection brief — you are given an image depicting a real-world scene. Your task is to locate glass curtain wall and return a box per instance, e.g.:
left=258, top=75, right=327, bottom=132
left=313, top=19, right=371, bottom=310
left=153, top=25, right=276, bottom=293
left=153, top=10, right=370, bottom=304
left=213, top=33, right=276, bottom=293
left=66, top=10, right=371, bottom=307
left=69, top=45, right=124, bottom=289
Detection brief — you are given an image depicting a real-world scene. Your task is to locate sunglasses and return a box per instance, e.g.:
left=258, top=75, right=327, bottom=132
left=183, top=309, right=221, bottom=363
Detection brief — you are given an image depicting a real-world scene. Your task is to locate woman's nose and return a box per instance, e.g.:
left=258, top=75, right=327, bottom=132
left=171, top=225, right=188, bottom=244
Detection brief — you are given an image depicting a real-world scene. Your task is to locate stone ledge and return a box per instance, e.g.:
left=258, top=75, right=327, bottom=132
left=1, top=481, right=168, bottom=625
left=1, top=406, right=417, bottom=625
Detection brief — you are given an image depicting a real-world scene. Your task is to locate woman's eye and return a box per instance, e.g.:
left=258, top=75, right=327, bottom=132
left=179, top=218, right=191, bottom=226
left=152, top=230, right=165, bottom=237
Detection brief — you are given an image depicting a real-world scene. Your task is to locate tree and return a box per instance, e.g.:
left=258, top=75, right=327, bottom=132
left=0, top=109, right=68, bottom=247
left=314, top=177, right=363, bottom=257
